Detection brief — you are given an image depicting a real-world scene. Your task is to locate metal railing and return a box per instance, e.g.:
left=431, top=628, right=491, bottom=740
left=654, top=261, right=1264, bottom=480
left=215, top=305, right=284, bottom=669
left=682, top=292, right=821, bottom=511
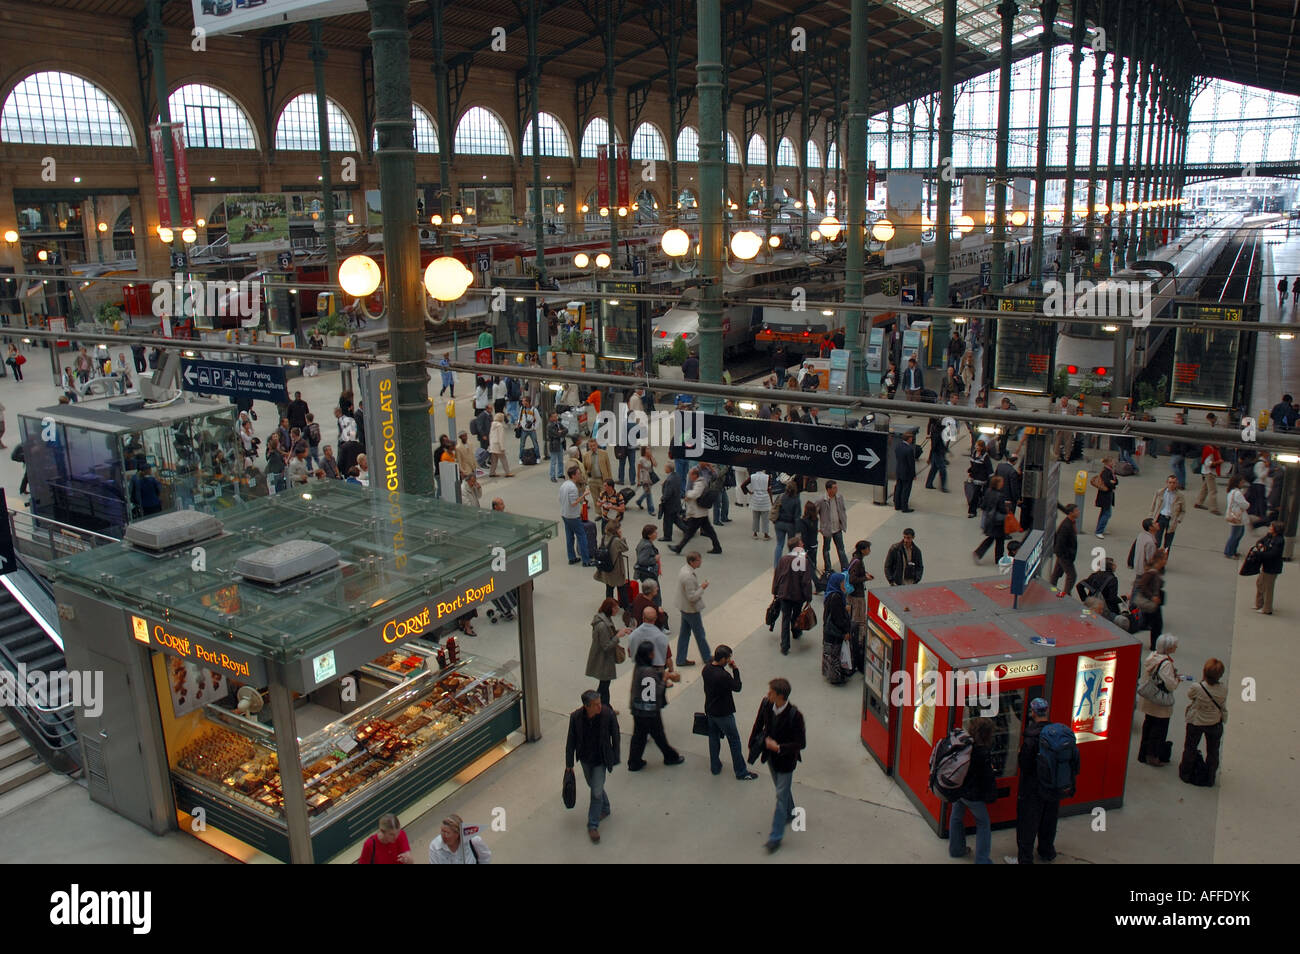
left=7, top=510, right=119, bottom=567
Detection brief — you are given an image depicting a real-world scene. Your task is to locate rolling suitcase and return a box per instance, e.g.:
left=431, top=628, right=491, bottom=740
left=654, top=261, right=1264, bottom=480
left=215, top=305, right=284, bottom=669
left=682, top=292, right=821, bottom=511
left=583, top=520, right=599, bottom=560
left=521, top=447, right=539, bottom=465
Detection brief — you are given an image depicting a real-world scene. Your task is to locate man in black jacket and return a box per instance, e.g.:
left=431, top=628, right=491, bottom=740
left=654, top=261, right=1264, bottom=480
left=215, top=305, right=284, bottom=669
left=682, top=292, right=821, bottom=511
left=893, top=431, right=917, bottom=512
left=702, top=646, right=759, bottom=781
left=1050, top=504, right=1079, bottom=598
left=884, top=529, right=923, bottom=585
left=748, top=677, right=807, bottom=853
left=286, top=391, right=310, bottom=432
left=565, top=690, right=621, bottom=843
left=1006, top=696, right=1059, bottom=864
left=1077, top=558, right=1123, bottom=615
left=659, top=463, right=687, bottom=543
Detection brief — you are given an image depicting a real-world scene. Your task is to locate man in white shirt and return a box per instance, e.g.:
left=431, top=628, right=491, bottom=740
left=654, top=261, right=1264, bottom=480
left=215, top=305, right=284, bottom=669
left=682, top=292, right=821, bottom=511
left=560, top=465, right=593, bottom=566
left=334, top=406, right=357, bottom=443
left=626, top=606, right=672, bottom=669
left=675, top=552, right=711, bottom=666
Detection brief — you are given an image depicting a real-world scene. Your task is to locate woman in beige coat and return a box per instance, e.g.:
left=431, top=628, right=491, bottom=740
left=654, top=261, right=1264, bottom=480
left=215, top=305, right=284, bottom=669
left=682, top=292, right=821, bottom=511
left=1137, top=634, right=1187, bottom=766
left=487, top=413, right=513, bottom=477
left=1179, top=657, right=1227, bottom=786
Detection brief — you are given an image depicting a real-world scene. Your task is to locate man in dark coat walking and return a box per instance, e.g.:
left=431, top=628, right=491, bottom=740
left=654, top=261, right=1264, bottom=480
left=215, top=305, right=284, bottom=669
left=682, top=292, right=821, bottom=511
left=659, top=462, right=686, bottom=543
left=893, top=430, right=917, bottom=512
left=565, top=690, right=621, bottom=844
left=748, top=677, right=807, bottom=854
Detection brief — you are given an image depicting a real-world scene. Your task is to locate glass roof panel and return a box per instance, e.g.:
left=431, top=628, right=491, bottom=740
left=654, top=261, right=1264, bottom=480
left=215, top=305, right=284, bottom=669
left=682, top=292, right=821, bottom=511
left=884, top=0, right=1062, bottom=55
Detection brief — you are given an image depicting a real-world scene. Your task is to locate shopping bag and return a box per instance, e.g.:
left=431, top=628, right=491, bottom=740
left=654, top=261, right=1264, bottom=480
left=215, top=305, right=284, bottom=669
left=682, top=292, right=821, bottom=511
left=839, top=639, right=854, bottom=673
left=1004, top=512, right=1023, bottom=535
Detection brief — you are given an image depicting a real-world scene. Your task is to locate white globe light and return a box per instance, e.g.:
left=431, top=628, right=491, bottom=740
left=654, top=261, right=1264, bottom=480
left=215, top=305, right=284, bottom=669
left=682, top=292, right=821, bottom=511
left=661, top=228, right=691, bottom=257
left=618, top=206, right=628, bottom=217
left=181, top=227, right=197, bottom=244
left=956, top=214, right=974, bottom=234
left=809, top=229, right=822, bottom=242
left=599, top=207, right=609, bottom=217
left=819, top=215, right=841, bottom=241
left=452, top=212, right=464, bottom=225
left=595, top=252, right=611, bottom=268
left=424, top=256, right=474, bottom=302
left=556, top=203, right=565, bottom=214
left=769, top=235, right=781, bottom=248
left=574, top=252, right=590, bottom=268
left=1010, top=209, right=1028, bottom=227
left=431, top=214, right=443, bottom=225
left=157, top=226, right=174, bottom=244
left=871, top=219, right=895, bottom=242
left=339, top=254, right=382, bottom=297
left=730, top=230, right=762, bottom=260
left=922, top=214, right=934, bottom=228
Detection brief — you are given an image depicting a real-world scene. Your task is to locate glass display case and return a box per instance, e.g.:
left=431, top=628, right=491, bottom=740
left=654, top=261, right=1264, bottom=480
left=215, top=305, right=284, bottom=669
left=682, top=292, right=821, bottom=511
left=167, top=650, right=521, bottom=831
left=20, top=402, right=248, bottom=536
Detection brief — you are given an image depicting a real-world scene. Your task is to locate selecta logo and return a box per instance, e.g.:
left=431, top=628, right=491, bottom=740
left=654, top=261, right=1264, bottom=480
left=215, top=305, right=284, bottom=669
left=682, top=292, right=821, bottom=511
left=995, top=664, right=1009, bottom=679
left=990, top=659, right=1045, bottom=680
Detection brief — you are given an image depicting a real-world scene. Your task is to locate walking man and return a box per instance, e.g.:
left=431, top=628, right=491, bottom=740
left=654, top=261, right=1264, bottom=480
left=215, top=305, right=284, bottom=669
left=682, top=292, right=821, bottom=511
left=659, top=462, right=686, bottom=543
left=1149, top=474, right=1185, bottom=550
left=565, top=689, right=621, bottom=844
left=1193, top=419, right=1223, bottom=515
left=676, top=551, right=711, bottom=666
left=748, top=678, right=807, bottom=854
left=517, top=395, right=540, bottom=463
left=703, top=646, right=759, bottom=781
left=1050, top=504, right=1079, bottom=598
left=670, top=465, right=722, bottom=555
left=816, top=480, right=849, bottom=573
left=893, top=431, right=917, bottom=512
left=546, top=412, right=567, bottom=481
left=883, top=528, right=924, bottom=585
left=772, top=537, right=813, bottom=655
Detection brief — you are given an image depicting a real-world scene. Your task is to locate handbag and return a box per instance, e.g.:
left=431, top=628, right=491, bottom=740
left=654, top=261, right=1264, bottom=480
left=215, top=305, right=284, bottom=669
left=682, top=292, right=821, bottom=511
left=514, top=426, right=523, bottom=439
left=963, top=480, right=977, bottom=505
left=1004, top=512, right=1023, bottom=535
left=649, top=468, right=660, bottom=485
left=1090, top=472, right=1106, bottom=490
left=765, top=599, right=781, bottom=629
left=615, top=641, right=627, bottom=663
left=562, top=767, right=577, bottom=809
left=692, top=712, right=710, bottom=736
left=1239, top=548, right=1262, bottom=576
left=1136, top=657, right=1175, bottom=707
left=795, top=602, right=817, bottom=631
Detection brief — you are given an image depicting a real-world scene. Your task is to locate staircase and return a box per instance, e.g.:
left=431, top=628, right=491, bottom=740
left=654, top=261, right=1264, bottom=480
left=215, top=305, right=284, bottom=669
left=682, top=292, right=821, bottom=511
left=0, top=591, right=64, bottom=675
left=0, top=714, right=50, bottom=795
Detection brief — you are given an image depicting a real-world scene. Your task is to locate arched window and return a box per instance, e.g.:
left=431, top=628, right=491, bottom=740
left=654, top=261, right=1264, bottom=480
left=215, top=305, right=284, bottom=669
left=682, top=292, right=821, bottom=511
left=634, top=188, right=659, bottom=224
left=870, top=141, right=887, bottom=167
left=2, top=71, right=133, bottom=146
left=455, top=106, right=511, bottom=155
left=371, top=105, right=439, bottom=153
left=747, top=134, right=767, bottom=166
left=631, top=122, right=667, bottom=161
left=726, top=132, right=740, bottom=165
left=805, top=190, right=817, bottom=212
left=827, top=142, right=841, bottom=169
left=1185, top=132, right=1210, bottom=163
left=522, top=111, right=572, bottom=157
left=580, top=117, right=620, bottom=158
left=1212, top=131, right=1236, bottom=163
left=275, top=93, right=357, bottom=151
left=1266, top=129, right=1294, bottom=161
left=806, top=140, right=822, bottom=169
left=1239, top=130, right=1265, bottom=163
left=167, top=84, right=256, bottom=150
left=776, top=137, right=797, bottom=166
left=677, top=126, right=700, bottom=162
left=826, top=190, right=837, bottom=214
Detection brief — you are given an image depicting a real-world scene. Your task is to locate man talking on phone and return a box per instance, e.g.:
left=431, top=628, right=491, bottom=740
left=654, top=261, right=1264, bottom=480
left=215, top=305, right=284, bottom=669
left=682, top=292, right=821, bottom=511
left=702, top=646, right=759, bottom=781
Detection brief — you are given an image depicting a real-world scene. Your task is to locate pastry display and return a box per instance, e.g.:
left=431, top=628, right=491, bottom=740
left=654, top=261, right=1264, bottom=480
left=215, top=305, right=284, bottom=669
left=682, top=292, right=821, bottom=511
left=173, top=661, right=519, bottom=821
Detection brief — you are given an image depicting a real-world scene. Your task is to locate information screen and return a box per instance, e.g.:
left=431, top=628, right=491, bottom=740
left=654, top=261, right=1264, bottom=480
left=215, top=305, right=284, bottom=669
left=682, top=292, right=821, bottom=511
left=993, top=297, right=1054, bottom=394
left=1170, top=304, right=1243, bottom=408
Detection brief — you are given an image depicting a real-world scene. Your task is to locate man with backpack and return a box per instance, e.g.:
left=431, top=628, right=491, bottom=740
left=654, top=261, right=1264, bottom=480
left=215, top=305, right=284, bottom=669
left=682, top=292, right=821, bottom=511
left=669, top=463, right=723, bottom=555
left=305, top=413, right=322, bottom=469
left=504, top=376, right=522, bottom=425
left=929, top=718, right=997, bottom=863
left=1006, top=696, right=1078, bottom=864
left=517, top=396, right=540, bottom=464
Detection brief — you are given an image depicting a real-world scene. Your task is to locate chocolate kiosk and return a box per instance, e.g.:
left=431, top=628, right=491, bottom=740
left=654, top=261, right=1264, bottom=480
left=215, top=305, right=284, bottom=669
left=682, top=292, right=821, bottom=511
left=48, top=484, right=554, bottom=863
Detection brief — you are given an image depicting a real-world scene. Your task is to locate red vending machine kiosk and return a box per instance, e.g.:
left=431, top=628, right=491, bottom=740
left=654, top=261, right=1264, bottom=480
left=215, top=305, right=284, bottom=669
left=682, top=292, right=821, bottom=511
left=870, top=579, right=1142, bottom=837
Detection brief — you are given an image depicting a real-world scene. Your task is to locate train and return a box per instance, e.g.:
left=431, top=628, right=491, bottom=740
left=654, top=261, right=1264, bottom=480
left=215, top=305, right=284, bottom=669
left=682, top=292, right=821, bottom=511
left=1052, top=214, right=1243, bottom=392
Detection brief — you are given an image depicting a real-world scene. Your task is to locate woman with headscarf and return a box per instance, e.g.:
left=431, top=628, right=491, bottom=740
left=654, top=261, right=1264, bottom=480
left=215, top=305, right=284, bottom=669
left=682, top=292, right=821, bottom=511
left=821, top=571, right=854, bottom=685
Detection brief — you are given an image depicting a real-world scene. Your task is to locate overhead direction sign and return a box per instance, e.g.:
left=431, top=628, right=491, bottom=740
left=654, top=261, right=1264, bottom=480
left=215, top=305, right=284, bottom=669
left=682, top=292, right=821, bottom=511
left=694, top=414, right=888, bottom=486
left=180, top=358, right=288, bottom=403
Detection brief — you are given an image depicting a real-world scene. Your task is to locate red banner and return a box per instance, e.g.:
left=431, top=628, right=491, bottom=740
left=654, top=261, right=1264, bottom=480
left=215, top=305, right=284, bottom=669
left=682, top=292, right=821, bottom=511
left=868, top=160, right=876, bottom=201
left=150, top=125, right=170, bottom=228
left=171, top=124, right=196, bottom=228
left=616, top=144, right=630, bottom=209
left=597, top=145, right=610, bottom=210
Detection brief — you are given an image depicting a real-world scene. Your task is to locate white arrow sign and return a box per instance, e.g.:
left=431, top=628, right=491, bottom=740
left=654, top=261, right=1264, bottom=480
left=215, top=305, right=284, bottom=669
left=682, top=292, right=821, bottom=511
left=183, top=365, right=197, bottom=386
left=857, top=448, right=880, bottom=470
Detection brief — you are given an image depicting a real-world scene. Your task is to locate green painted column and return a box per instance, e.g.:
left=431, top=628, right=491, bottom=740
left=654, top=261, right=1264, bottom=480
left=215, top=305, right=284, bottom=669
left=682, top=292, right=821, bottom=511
left=799, top=60, right=810, bottom=241
left=369, top=0, right=434, bottom=492
left=605, top=0, right=619, bottom=270
left=310, top=21, right=339, bottom=287
left=930, top=0, right=956, bottom=350
left=696, top=0, right=724, bottom=386
left=1061, top=9, right=1086, bottom=272
left=844, top=0, right=869, bottom=393
left=1127, top=54, right=1151, bottom=264
left=431, top=0, right=454, bottom=256
left=990, top=0, right=1017, bottom=293
left=528, top=0, right=548, bottom=287
left=764, top=33, right=776, bottom=250
left=1084, top=1, right=1108, bottom=278
left=1116, top=26, right=1139, bottom=269
left=1029, top=0, right=1058, bottom=290
left=1102, top=0, right=1124, bottom=277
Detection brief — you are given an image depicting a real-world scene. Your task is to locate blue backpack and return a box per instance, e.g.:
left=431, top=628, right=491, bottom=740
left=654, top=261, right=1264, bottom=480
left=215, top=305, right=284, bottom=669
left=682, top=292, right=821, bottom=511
left=1036, top=722, right=1080, bottom=799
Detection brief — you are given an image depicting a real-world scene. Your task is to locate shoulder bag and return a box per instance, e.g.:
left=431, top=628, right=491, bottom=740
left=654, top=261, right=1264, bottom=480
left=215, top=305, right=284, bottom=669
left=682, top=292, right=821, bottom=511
left=692, top=712, right=710, bottom=736
left=795, top=602, right=817, bottom=632
left=1136, top=656, right=1175, bottom=707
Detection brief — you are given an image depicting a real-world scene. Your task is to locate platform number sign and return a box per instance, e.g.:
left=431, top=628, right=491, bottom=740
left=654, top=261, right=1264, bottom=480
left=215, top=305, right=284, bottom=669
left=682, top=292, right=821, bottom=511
left=277, top=251, right=293, bottom=271
left=476, top=252, right=491, bottom=273
left=170, top=252, right=187, bottom=271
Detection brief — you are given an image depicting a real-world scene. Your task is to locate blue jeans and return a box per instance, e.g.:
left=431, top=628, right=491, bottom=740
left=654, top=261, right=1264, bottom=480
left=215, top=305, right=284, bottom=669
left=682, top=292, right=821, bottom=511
left=618, top=454, right=630, bottom=484
left=713, top=492, right=730, bottom=524
left=1225, top=523, right=1245, bottom=556
left=768, top=763, right=794, bottom=844
left=580, top=761, right=610, bottom=830
left=1095, top=506, right=1113, bottom=535
left=675, top=457, right=689, bottom=489
left=822, top=531, right=848, bottom=572
left=772, top=527, right=789, bottom=569
left=636, top=484, right=655, bottom=514
left=1170, top=455, right=1186, bottom=488
left=507, top=400, right=520, bottom=424
left=677, top=612, right=710, bottom=663
left=549, top=449, right=565, bottom=480
left=948, top=798, right=992, bottom=864
left=1119, top=446, right=1139, bottom=473
left=708, top=713, right=748, bottom=777
left=563, top=515, right=591, bottom=563
left=518, top=429, right=539, bottom=460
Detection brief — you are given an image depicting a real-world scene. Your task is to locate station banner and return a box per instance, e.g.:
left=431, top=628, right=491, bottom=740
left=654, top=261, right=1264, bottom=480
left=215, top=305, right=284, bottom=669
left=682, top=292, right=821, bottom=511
left=616, top=144, right=630, bottom=209
left=149, top=125, right=169, bottom=227
left=868, top=160, right=877, bottom=201
left=191, top=0, right=370, bottom=39
left=963, top=175, right=986, bottom=228
left=171, top=124, right=196, bottom=228
left=886, top=172, right=923, bottom=248
left=1012, top=177, right=1031, bottom=214
left=225, top=193, right=290, bottom=251
left=597, top=145, right=610, bottom=210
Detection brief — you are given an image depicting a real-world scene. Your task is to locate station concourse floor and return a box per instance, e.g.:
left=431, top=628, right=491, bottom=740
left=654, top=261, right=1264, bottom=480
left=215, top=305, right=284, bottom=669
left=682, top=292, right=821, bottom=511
left=0, top=335, right=1295, bottom=865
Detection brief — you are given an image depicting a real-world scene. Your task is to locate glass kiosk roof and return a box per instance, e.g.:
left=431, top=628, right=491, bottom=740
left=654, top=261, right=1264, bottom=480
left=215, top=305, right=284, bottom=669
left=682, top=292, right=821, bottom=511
left=47, top=483, right=555, bottom=663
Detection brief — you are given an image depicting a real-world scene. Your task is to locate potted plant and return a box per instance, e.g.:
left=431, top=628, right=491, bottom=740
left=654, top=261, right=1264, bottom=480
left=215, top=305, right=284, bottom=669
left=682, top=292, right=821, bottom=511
left=97, top=302, right=124, bottom=331
left=654, top=336, right=688, bottom=380
left=315, top=311, right=349, bottom=348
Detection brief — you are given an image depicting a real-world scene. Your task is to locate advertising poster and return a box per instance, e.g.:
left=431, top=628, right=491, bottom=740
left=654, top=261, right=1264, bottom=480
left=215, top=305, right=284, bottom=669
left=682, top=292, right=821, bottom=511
left=886, top=172, right=923, bottom=248
left=461, top=187, right=514, bottom=227
left=913, top=643, right=938, bottom=743
left=597, top=145, right=610, bottom=209
left=1072, top=650, right=1118, bottom=742
left=225, top=193, right=289, bottom=251
left=191, top=0, right=367, bottom=38
left=166, top=656, right=228, bottom=718
left=364, top=189, right=382, bottom=228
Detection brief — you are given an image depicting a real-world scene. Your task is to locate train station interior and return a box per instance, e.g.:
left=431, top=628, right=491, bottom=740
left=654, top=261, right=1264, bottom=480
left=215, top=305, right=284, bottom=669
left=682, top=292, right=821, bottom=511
left=0, top=0, right=1298, bottom=878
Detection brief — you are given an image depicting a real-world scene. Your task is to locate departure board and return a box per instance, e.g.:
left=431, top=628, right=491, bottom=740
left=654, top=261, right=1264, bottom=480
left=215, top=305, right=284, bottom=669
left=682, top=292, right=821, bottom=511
left=1170, top=303, right=1243, bottom=408
left=993, top=296, right=1054, bottom=394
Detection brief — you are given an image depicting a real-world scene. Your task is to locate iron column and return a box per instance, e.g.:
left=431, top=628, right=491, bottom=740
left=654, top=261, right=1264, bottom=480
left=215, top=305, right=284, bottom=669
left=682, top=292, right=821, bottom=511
left=696, top=0, right=724, bottom=385
left=845, top=0, right=870, bottom=393
left=310, top=20, right=339, bottom=286
left=930, top=0, right=957, bottom=349
left=1061, top=6, right=1086, bottom=270
left=990, top=0, right=1017, bottom=293
left=1029, top=0, right=1058, bottom=290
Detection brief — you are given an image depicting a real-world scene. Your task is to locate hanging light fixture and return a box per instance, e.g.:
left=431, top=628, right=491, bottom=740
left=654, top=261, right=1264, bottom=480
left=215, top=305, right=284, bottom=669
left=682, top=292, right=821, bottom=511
left=157, top=226, right=174, bottom=244
left=556, top=203, right=565, bottom=214
left=955, top=214, right=975, bottom=234
left=595, top=252, right=611, bottom=268
left=2, top=230, right=17, bottom=243
left=819, top=215, right=841, bottom=241
left=424, top=256, right=474, bottom=302
left=809, top=229, right=822, bottom=242
left=661, top=228, right=691, bottom=257
left=599, top=207, right=609, bottom=217
left=574, top=252, right=590, bottom=268
left=730, top=230, right=762, bottom=260
left=197, top=217, right=207, bottom=228
left=1010, top=209, right=1028, bottom=227
left=339, top=254, right=382, bottom=297
left=97, top=222, right=108, bottom=233
left=871, top=219, right=895, bottom=242
left=768, top=235, right=781, bottom=248
left=181, top=227, right=197, bottom=244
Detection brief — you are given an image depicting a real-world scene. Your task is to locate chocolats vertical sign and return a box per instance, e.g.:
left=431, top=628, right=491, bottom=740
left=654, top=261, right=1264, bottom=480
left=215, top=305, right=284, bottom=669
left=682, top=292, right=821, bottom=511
left=362, top=363, right=407, bottom=569
left=695, top=414, right=888, bottom=486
